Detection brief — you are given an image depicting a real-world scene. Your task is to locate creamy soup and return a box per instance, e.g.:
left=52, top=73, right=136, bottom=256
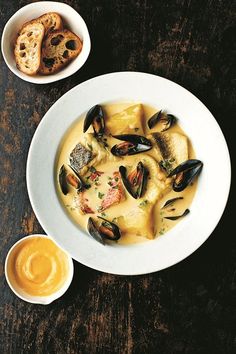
left=56, top=103, right=199, bottom=245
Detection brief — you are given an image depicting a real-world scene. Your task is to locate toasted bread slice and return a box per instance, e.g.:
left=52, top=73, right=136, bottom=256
left=14, top=21, right=45, bottom=75
left=36, top=12, right=63, bottom=36
left=39, top=30, right=82, bottom=75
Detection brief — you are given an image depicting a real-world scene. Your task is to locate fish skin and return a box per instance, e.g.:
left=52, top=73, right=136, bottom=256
left=69, top=143, right=93, bottom=174
left=149, top=132, right=189, bottom=168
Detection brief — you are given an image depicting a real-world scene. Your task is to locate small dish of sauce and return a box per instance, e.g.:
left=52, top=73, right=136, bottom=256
left=5, top=234, right=74, bottom=304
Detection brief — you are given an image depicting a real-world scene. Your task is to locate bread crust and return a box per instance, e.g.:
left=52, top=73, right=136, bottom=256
left=39, top=29, right=83, bottom=75
left=14, top=22, right=45, bottom=75
left=36, top=12, right=63, bottom=36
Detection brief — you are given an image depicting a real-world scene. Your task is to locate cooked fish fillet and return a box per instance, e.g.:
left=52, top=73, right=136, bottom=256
left=70, top=143, right=93, bottom=173
left=117, top=154, right=171, bottom=239
left=69, top=133, right=118, bottom=176
left=105, top=104, right=144, bottom=135
left=149, top=132, right=189, bottom=169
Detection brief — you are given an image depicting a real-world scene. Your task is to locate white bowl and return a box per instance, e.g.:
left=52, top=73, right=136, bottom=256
left=26, top=72, right=231, bottom=275
left=1, top=1, right=91, bottom=84
left=5, top=234, right=74, bottom=304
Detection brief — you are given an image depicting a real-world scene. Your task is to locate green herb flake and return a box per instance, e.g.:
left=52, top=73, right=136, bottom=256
left=98, top=192, right=105, bottom=199
left=87, top=144, right=93, bottom=151
left=89, top=166, right=96, bottom=173
left=101, top=212, right=106, bottom=217
left=159, top=228, right=166, bottom=235
left=139, top=200, right=148, bottom=208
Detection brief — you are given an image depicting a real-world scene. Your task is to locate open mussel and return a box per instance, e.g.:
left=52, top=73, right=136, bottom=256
left=168, top=159, right=203, bottom=192
left=119, top=162, right=148, bottom=199
left=148, top=110, right=177, bottom=131
left=68, top=165, right=91, bottom=191
left=83, top=105, right=105, bottom=137
left=87, top=217, right=121, bottom=244
left=58, top=164, right=89, bottom=195
left=111, top=134, right=152, bottom=156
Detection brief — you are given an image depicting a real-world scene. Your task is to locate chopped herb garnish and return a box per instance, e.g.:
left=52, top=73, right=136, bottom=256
left=98, top=192, right=105, bottom=199
left=159, top=228, right=165, bottom=235
left=159, top=158, right=176, bottom=175
left=101, top=212, right=106, bottom=216
left=87, top=144, right=93, bottom=151
left=95, top=181, right=100, bottom=186
left=108, top=176, right=112, bottom=180
left=139, top=200, right=148, bottom=208
left=108, top=181, right=113, bottom=186
left=89, top=166, right=96, bottom=173
left=115, top=177, right=119, bottom=182
left=112, top=185, right=119, bottom=189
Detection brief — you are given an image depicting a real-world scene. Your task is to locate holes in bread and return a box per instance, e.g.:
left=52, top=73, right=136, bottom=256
left=27, top=31, right=33, bottom=37
left=62, top=50, right=69, bottom=58
left=43, top=57, right=55, bottom=68
left=50, top=35, right=64, bottom=46
left=66, top=40, right=77, bottom=50
left=20, top=52, right=26, bottom=57
left=20, top=43, right=26, bottom=50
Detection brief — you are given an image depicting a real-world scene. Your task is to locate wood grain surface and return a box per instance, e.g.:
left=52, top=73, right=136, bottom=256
left=0, top=1, right=235, bottom=353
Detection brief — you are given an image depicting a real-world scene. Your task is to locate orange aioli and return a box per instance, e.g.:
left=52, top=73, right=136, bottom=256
left=7, top=237, right=69, bottom=296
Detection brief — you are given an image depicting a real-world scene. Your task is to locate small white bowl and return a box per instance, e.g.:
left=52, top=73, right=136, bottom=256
left=1, top=1, right=91, bottom=84
left=5, top=234, right=74, bottom=304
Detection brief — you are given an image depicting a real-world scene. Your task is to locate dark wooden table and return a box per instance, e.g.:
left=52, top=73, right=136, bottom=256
left=0, top=1, right=235, bottom=353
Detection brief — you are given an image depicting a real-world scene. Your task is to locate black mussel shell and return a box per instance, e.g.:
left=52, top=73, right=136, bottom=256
left=59, top=165, right=69, bottom=195
left=148, top=110, right=162, bottom=129
left=119, top=166, right=136, bottom=197
left=97, top=217, right=121, bottom=241
left=168, top=159, right=203, bottom=192
left=119, top=162, right=148, bottom=199
left=161, top=197, right=183, bottom=209
left=148, top=110, right=177, bottom=131
left=111, top=134, right=152, bottom=156
left=83, top=105, right=105, bottom=137
left=164, top=208, right=190, bottom=220
left=161, top=114, right=177, bottom=132
left=87, top=217, right=105, bottom=245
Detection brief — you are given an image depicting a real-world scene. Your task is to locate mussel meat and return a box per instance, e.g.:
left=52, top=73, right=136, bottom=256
left=83, top=105, right=105, bottom=137
left=111, top=134, right=152, bottom=156
left=87, top=217, right=121, bottom=244
left=168, top=159, right=203, bottom=192
left=148, top=110, right=177, bottom=131
left=59, top=165, right=69, bottom=195
left=119, top=162, right=148, bottom=199
left=69, top=165, right=91, bottom=191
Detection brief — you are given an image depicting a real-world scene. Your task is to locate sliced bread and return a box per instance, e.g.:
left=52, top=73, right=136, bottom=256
left=14, top=21, right=45, bottom=75
left=36, top=12, right=63, bottom=36
left=39, top=30, right=82, bottom=75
